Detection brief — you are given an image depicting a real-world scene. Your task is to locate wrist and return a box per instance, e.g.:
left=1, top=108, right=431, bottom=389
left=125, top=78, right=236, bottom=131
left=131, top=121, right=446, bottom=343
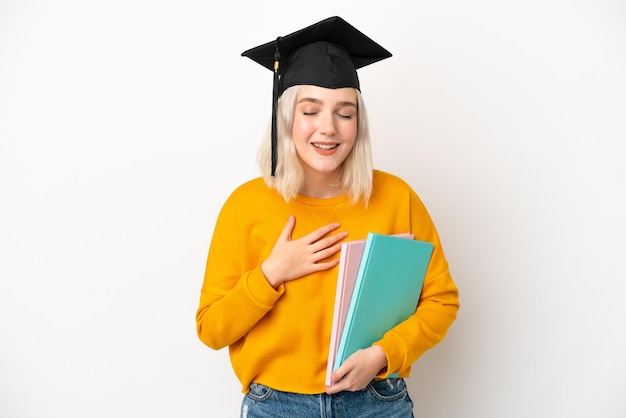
left=371, top=344, right=388, bottom=375
left=260, top=260, right=282, bottom=288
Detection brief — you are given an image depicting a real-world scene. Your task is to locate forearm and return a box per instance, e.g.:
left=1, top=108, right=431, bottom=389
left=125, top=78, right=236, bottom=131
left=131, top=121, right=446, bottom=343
left=196, top=265, right=284, bottom=349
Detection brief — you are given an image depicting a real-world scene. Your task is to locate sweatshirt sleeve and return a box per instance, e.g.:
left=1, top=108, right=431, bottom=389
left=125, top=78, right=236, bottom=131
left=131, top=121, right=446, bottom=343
left=195, top=195, right=284, bottom=350
left=374, top=189, right=460, bottom=377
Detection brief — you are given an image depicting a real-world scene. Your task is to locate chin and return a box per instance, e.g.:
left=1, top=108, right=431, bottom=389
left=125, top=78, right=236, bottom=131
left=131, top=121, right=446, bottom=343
left=313, top=164, right=342, bottom=174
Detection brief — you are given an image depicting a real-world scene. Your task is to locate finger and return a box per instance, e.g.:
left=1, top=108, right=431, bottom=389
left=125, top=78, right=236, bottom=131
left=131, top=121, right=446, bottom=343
left=311, top=241, right=344, bottom=263
left=277, top=215, right=296, bottom=242
left=311, top=232, right=348, bottom=254
left=330, top=364, right=349, bottom=387
left=304, top=222, right=341, bottom=243
left=325, top=377, right=345, bottom=394
left=309, top=258, right=341, bottom=273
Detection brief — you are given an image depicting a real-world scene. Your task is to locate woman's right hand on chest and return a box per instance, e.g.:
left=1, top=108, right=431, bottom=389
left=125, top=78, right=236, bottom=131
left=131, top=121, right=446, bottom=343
left=260, top=215, right=348, bottom=288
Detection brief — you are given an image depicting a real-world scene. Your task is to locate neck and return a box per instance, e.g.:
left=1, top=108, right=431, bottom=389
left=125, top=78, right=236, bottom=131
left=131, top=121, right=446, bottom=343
left=300, top=171, right=342, bottom=199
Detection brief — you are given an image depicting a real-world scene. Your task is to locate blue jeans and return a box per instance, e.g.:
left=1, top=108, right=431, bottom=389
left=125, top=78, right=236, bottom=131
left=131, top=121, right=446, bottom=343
left=241, top=378, right=414, bottom=418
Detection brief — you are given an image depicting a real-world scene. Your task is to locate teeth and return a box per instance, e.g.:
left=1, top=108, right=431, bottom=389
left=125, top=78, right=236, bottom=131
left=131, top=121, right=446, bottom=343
left=313, top=143, right=338, bottom=150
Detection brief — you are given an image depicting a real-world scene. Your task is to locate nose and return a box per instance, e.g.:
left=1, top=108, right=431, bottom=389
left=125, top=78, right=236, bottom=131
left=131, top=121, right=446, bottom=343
left=319, top=111, right=337, bottom=136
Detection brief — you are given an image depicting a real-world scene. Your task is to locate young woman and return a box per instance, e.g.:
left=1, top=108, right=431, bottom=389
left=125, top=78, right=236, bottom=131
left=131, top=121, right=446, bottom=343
left=196, top=16, right=460, bottom=418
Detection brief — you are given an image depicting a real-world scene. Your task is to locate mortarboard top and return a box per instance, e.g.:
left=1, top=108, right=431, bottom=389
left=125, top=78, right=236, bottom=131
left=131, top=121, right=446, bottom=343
left=241, top=16, right=392, bottom=176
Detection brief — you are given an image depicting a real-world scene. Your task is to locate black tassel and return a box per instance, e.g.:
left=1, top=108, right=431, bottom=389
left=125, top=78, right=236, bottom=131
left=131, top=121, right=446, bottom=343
left=271, top=37, right=281, bottom=177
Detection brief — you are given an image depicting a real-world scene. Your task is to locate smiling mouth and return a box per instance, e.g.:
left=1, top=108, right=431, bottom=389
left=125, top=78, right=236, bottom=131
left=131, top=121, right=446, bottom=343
left=312, top=143, right=339, bottom=150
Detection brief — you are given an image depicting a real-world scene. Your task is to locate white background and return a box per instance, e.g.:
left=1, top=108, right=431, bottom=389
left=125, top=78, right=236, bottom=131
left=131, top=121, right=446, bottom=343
left=1, top=1, right=625, bottom=417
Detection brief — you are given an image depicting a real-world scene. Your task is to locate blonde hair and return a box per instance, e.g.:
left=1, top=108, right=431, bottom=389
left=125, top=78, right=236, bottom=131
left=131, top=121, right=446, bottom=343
left=257, top=85, right=373, bottom=204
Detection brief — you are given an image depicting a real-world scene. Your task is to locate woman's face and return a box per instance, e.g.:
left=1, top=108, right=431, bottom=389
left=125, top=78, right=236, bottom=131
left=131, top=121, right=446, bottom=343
left=291, top=85, right=358, bottom=180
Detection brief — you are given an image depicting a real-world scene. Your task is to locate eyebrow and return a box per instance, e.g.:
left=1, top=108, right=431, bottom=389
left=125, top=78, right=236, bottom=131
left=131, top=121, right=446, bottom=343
left=297, top=97, right=357, bottom=108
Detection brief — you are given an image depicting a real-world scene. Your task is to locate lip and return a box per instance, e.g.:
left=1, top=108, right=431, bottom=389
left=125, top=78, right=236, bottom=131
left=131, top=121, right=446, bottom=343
left=311, top=142, right=340, bottom=156
left=312, top=142, right=339, bottom=149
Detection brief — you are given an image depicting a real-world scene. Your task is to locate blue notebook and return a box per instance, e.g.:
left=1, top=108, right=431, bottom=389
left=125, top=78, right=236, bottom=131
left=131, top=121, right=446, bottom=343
left=325, top=232, right=413, bottom=386
left=333, top=232, right=434, bottom=373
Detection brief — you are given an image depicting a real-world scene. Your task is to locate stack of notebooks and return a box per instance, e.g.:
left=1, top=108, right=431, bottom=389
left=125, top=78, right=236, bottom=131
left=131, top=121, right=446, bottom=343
left=326, top=232, right=434, bottom=386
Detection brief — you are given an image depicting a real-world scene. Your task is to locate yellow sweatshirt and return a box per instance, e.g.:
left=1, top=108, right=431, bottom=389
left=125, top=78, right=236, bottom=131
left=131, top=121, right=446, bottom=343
left=196, top=170, right=459, bottom=394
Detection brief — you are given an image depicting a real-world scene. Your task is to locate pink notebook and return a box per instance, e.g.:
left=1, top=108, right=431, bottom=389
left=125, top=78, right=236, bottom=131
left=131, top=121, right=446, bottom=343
left=325, top=232, right=413, bottom=386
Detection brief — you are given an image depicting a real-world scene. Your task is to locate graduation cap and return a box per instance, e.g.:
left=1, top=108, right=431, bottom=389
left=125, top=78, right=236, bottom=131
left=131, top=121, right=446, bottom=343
left=241, top=16, right=392, bottom=176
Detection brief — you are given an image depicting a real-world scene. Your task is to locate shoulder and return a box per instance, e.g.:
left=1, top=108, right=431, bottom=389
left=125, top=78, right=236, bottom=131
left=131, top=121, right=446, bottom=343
left=221, top=177, right=281, bottom=208
left=230, top=177, right=267, bottom=195
left=213, top=177, right=278, bottom=223
left=372, top=169, right=414, bottom=193
left=370, top=169, right=428, bottom=210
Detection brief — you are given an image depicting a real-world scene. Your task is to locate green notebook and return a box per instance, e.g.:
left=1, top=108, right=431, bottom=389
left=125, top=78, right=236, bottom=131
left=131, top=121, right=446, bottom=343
left=333, top=232, right=434, bottom=372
